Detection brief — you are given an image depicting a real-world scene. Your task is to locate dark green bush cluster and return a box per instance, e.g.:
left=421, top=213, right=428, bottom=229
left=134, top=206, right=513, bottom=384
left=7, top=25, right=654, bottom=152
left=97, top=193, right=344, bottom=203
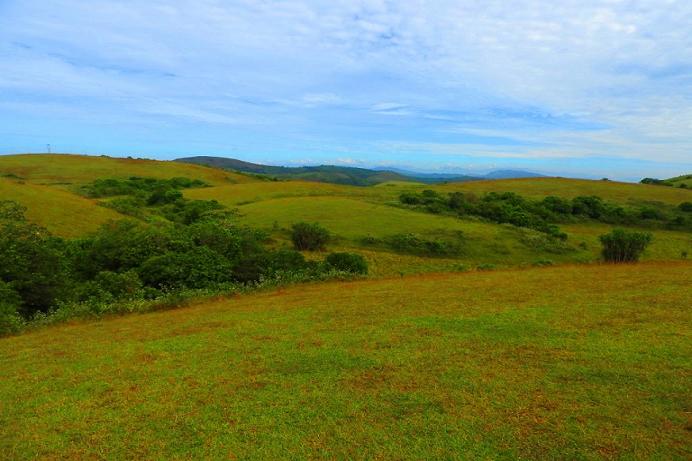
left=400, top=190, right=691, bottom=233
left=291, top=222, right=330, bottom=251
left=81, top=176, right=207, bottom=198
left=640, top=178, right=671, bottom=186
left=401, top=190, right=567, bottom=239
left=599, top=229, right=652, bottom=263
left=0, top=201, right=366, bottom=333
left=82, top=176, right=227, bottom=225
left=324, top=252, right=368, bottom=274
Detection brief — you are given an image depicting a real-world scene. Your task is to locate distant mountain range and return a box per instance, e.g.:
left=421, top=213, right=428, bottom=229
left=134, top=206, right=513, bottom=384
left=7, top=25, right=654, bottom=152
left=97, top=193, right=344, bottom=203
left=175, top=156, right=544, bottom=186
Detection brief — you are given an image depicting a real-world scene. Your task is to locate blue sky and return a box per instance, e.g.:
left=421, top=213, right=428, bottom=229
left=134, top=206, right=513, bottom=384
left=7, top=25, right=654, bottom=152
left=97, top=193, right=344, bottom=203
left=1, top=0, right=691, bottom=180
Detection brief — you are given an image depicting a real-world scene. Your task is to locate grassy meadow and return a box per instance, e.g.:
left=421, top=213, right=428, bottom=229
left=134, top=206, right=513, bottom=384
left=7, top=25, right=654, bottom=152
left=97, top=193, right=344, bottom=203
left=1, top=153, right=691, bottom=459
left=1, top=262, right=690, bottom=459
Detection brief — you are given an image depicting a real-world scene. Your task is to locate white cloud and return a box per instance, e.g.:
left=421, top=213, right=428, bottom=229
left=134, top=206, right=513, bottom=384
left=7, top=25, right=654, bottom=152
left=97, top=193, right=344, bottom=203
left=0, top=0, right=690, bottom=172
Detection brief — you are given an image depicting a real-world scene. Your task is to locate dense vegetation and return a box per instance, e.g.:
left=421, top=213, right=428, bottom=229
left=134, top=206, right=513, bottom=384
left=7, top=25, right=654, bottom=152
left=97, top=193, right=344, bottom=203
left=399, top=189, right=692, bottom=236
left=0, top=191, right=367, bottom=334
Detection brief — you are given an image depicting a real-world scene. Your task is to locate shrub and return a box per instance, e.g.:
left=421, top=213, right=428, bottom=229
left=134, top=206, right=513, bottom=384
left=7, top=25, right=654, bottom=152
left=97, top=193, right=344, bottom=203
left=146, top=188, right=183, bottom=206
left=324, top=252, right=368, bottom=274
left=599, top=229, right=652, bottom=263
left=269, top=249, right=310, bottom=273
left=542, top=196, right=573, bottom=215
left=0, top=281, right=23, bottom=335
left=640, top=178, right=669, bottom=186
left=385, top=233, right=463, bottom=257
left=572, top=196, right=605, bottom=218
left=231, top=252, right=271, bottom=284
left=291, top=222, right=330, bottom=251
left=75, top=220, right=178, bottom=276
left=95, top=270, right=142, bottom=299
left=532, top=259, right=554, bottom=267
left=0, top=206, right=70, bottom=317
left=679, top=202, right=692, bottom=212
left=476, top=263, right=496, bottom=271
left=139, top=247, right=233, bottom=289
left=639, top=207, right=664, bottom=220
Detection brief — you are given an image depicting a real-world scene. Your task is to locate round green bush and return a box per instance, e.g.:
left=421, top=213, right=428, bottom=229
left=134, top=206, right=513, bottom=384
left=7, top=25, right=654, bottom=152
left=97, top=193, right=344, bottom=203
left=324, top=252, right=368, bottom=275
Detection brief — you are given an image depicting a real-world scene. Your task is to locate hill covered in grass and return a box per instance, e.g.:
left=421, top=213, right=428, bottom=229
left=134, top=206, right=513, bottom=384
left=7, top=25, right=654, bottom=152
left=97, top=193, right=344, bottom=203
left=1, top=154, right=691, bottom=273
left=175, top=155, right=420, bottom=185
left=666, top=173, right=692, bottom=188
left=175, top=155, right=488, bottom=185
left=1, top=262, right=689, bottom=459
left=0, top=153, right=248, bottom=186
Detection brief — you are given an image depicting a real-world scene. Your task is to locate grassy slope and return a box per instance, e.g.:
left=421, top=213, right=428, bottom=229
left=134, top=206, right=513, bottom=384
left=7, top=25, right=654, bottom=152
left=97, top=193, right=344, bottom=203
left=436, top=177, right=692, bottom=205
left=0, top=154, right=256, bottom=237
left=1, top=154, right=690, bottom=264
left=0, top=154, right=250, bottom=186
left=0, top=177, right=121, bottom=236
left=666, top=174, right=692, bottom=188
left=1, top=262, right=690, bottom=459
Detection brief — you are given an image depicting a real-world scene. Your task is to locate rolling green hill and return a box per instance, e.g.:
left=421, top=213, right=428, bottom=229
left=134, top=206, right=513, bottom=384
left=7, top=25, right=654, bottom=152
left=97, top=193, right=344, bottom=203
left=666, top=173, right=692, bottom=188
left=1, top=154, right=690, bottom=269
left=0, top=153, right=249, bottom=186
left=175, top=155, right=481, bottom=186
left=0, top=176, right=122, bottom=236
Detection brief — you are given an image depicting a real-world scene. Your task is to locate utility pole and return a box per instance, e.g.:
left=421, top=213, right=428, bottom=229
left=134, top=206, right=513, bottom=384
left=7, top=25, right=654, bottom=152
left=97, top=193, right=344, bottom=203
left=46, top=144, right=51, bottom=154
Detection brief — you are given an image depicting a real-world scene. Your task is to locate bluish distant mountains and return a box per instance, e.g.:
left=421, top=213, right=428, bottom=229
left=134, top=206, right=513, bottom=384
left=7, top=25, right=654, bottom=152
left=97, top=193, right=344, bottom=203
left=175, top=156, right=544, bottom=186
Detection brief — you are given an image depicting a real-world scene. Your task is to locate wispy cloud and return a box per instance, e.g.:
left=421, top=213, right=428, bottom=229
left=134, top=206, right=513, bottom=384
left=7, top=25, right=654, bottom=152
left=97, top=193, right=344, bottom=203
left=0, top=0, right=690, bottom=178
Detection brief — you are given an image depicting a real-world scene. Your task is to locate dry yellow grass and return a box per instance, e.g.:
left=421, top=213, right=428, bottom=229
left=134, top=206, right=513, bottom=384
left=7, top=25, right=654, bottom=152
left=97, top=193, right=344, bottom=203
left=0, top=154, right=252, bottom=186
left=0, top=177, right=121, bottom=236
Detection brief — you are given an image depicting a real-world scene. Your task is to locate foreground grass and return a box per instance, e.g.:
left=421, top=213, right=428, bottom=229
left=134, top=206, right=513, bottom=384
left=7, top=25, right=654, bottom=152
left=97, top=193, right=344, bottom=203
left=1, top=262, right=690, bottom=459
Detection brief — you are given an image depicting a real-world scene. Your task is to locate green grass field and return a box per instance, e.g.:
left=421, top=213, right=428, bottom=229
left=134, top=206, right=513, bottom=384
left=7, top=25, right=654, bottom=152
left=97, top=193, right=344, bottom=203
left=1, top=262, right=690, bottom=459
left=0, top=177, right=122, bottom=236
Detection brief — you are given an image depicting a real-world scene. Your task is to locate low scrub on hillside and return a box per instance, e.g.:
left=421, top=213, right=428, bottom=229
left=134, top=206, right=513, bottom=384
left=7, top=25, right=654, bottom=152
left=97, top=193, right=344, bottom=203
left=361, top=231, right=465, bottom=257
left=80, top=176, right=208, bottom=198
left=0, top=200, right=367, bottom=334
left=400, top=189, right=692, bottom=234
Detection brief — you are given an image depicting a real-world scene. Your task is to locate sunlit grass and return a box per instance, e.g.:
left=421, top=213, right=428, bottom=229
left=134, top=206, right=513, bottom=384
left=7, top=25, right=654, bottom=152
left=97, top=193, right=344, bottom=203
left=0, top=177, right=121, bottom=237
left=0, top=154, right=250, bottom=186
left=1, top=262, right=689, bottom=459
